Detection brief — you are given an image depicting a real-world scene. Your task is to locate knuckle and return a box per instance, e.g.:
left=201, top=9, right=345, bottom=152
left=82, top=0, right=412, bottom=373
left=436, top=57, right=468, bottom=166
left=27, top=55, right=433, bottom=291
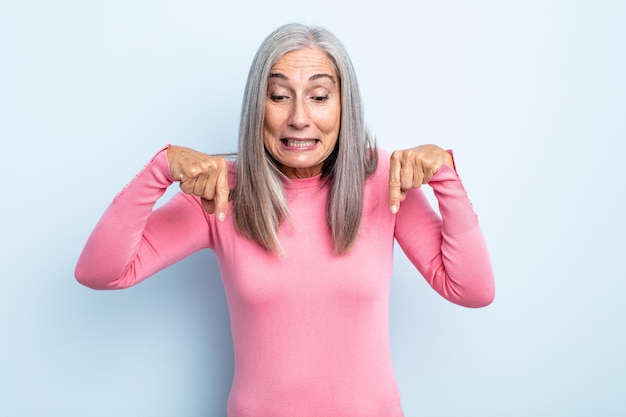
left=185, top=164, right=202, bottom=178
left=217, top=185, right=230, bottom=196
left=390, top=150, right=403, bottom=162
left=388, top=178, right=402, bottom=187
left=203, top=186, right=216, bottom=199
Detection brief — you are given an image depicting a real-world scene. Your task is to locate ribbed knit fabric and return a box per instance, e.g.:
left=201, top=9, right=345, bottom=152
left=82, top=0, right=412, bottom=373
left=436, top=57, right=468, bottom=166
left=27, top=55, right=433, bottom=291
left=75, top=147, right=494, bottom=417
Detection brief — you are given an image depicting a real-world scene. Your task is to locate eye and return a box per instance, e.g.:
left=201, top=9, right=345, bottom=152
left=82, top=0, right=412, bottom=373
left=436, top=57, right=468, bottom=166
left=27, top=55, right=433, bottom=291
left=269, top=94, right=289, bottom=102
left=312, top=95, right=329, bottom=102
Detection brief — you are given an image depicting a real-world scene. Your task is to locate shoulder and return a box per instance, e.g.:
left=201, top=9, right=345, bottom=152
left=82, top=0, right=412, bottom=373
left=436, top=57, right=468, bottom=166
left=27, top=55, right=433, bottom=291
left=368, top=147, right=390, bottom=182
left=375, top=147, right=390, bottom=164
left=362, top=147, right=391, bottom=198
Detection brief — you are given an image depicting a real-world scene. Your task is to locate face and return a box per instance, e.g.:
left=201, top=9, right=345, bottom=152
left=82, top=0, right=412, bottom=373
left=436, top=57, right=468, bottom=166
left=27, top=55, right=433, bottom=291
left=263, top=47, right=341, bottom=178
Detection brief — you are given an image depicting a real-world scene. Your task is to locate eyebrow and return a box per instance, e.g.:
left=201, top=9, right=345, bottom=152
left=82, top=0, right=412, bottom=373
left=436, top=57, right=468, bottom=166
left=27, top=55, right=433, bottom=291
left=269, top=72, right=336, bottom=83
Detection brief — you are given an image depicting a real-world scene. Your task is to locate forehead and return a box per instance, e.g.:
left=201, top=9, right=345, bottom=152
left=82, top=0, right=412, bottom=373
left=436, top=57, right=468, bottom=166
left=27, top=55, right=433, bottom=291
left=270, top=47, right=337, bottom=78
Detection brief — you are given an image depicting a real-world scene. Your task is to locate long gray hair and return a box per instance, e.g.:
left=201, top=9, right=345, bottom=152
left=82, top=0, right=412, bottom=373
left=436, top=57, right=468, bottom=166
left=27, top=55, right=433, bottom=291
left=233, top=23, right=377, bottom=254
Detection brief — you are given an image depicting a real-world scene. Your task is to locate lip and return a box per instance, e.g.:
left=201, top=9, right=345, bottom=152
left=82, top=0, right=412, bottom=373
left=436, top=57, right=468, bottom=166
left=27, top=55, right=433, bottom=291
left=280, top=138, right=319, bottom=151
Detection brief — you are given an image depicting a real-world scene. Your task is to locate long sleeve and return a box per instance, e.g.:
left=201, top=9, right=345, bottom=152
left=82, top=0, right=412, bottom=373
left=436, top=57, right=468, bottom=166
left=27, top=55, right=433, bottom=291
left=75, top=148, right=212, bottom=290
left=394, top=161, right=495, bottom=308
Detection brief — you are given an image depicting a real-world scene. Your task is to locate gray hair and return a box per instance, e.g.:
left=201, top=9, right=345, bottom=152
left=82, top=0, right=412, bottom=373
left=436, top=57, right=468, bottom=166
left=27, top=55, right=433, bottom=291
left=233, top=23, right=377, bottom=254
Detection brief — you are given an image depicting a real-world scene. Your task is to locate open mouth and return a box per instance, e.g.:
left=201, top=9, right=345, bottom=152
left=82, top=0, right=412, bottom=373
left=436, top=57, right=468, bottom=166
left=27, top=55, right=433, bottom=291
left=281, top=139, right=319, bottom=148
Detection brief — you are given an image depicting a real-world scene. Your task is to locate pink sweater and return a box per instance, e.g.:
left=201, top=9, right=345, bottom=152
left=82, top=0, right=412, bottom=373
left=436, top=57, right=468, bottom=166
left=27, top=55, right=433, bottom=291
left=75, top=147, right=494, bottom=417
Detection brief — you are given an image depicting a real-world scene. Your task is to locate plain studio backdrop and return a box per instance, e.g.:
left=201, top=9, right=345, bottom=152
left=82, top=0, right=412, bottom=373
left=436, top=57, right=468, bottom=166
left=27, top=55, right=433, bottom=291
left=1, top=1, right=624, bottom=416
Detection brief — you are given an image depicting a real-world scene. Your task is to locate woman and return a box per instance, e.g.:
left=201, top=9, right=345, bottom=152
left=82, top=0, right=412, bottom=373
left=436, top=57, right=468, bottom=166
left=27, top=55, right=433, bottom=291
left=76, top=23, right=494, bottom=417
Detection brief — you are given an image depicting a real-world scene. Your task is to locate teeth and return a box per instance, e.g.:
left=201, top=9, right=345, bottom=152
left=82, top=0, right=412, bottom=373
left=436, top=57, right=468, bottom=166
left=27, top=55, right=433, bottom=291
left=285, top=139, right=316, bottom=147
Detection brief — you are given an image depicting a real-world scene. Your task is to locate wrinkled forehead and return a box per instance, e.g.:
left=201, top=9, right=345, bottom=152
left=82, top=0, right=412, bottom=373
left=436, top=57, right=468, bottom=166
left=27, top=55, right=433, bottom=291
left=270, top=47, right=339, bottom=82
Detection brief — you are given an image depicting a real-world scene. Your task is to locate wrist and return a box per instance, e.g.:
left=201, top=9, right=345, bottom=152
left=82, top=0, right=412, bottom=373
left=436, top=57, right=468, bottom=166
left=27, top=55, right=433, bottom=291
left=444, top=149, right=455, bottom=170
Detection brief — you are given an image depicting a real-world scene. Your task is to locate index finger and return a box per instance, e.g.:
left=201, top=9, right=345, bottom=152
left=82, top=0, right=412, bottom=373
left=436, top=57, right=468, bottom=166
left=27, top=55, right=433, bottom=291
left=213, top=163, right=230, bottom=222
left=389, top=154, right=403, bottom=214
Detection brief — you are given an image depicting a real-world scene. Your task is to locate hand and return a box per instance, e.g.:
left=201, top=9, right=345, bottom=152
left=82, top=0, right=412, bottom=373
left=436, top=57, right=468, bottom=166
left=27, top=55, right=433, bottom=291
left=167, top=145, right=230, bottom=221
left=388, top=144, right=454, bottom=213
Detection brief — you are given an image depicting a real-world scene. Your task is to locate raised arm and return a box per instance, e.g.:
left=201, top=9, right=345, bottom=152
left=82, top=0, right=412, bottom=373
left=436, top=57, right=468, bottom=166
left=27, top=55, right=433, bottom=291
left=390, top=145, right=495, bottom=308
left=74, top=146, right=229, bottom=290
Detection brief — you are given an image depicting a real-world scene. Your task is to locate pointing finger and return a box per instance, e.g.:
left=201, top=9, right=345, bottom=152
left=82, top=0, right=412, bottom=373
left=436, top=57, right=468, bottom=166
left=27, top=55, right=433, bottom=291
left=389, top=152, right=402, bottom=214
left=213, top=163, right=230, bottom=222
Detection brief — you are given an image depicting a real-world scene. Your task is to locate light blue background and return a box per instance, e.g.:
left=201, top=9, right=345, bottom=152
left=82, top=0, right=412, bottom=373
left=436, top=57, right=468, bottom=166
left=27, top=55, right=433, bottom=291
left=1, top=1, right=625, bottom=416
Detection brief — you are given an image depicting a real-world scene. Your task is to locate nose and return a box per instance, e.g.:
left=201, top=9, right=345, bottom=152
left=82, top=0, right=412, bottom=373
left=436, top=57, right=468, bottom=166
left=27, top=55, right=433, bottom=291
left=288, top=96, right=310, bottom=129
